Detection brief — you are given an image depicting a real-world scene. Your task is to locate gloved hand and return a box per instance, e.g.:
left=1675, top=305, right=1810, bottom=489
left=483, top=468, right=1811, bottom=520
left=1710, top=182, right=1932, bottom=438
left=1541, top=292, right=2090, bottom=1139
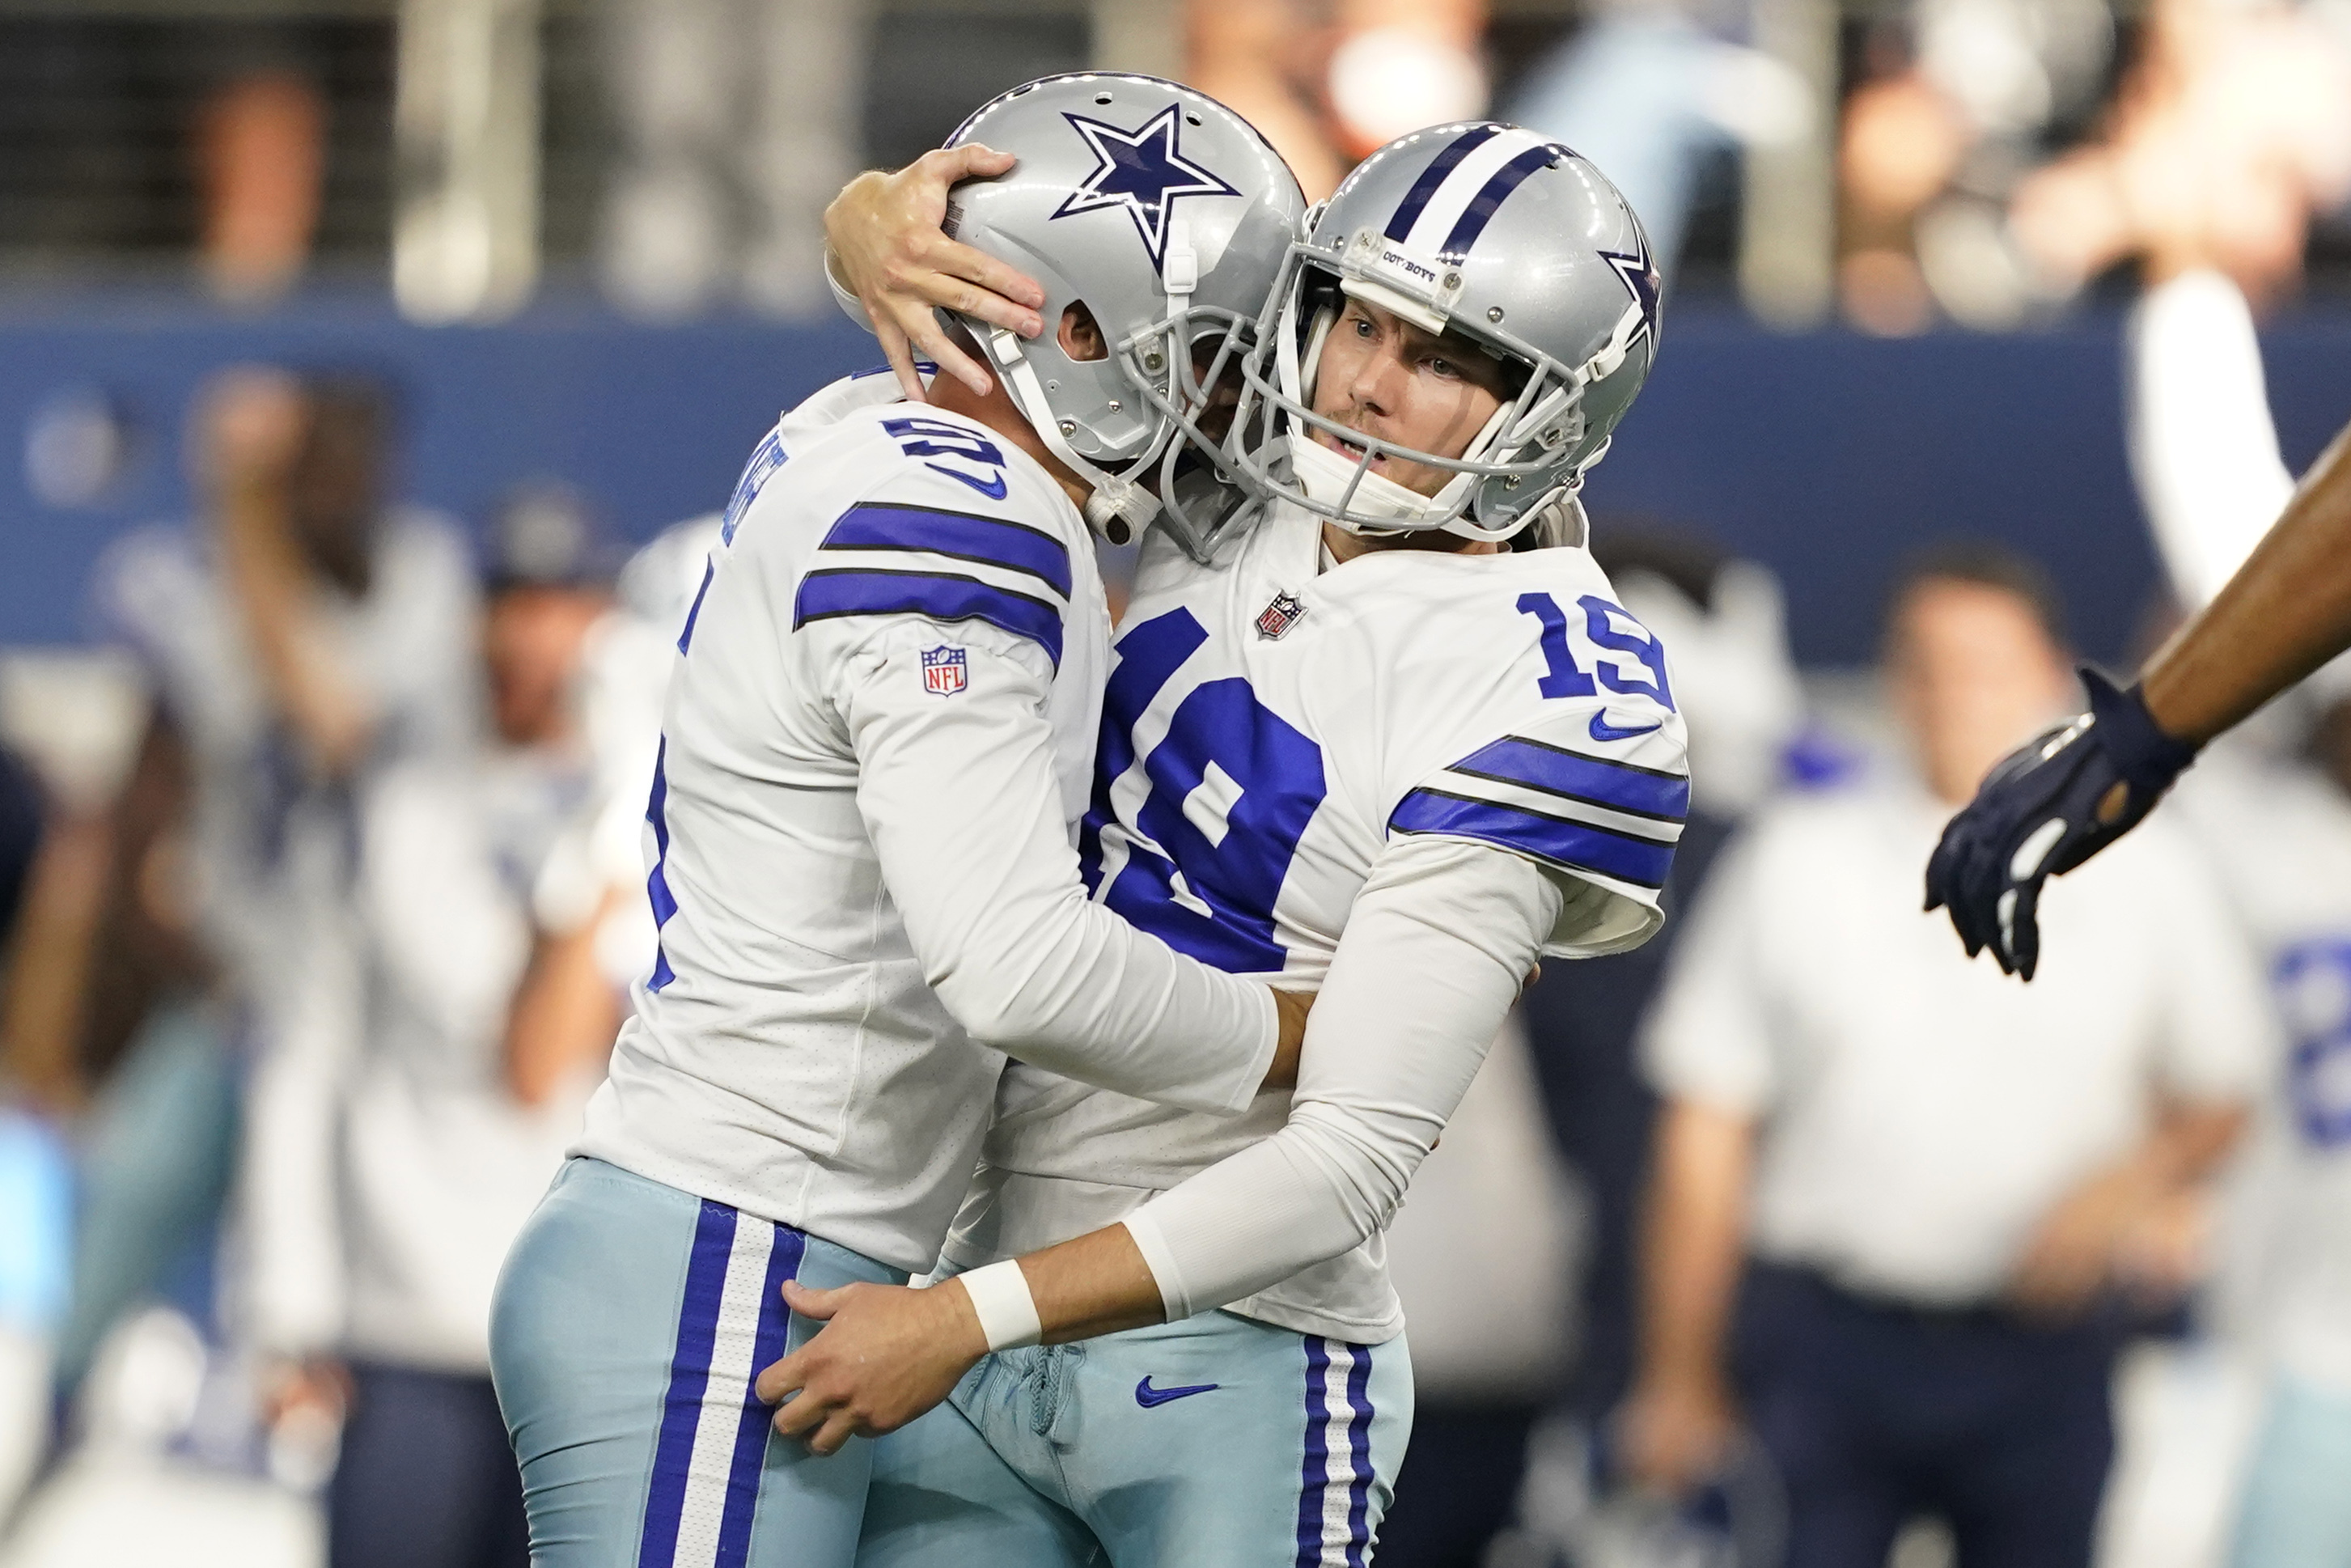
left=1925, top=667, right=2200, bottom=980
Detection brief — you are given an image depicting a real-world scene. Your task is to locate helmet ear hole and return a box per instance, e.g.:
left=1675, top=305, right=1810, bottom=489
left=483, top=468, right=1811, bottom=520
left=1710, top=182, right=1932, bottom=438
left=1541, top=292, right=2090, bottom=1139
left=1057, top=303, right=1108, bottom=363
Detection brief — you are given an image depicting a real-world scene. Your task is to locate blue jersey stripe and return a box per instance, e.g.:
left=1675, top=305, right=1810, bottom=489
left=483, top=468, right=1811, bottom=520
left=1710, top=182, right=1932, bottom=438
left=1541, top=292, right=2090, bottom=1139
left=721, top=430, right=789, bottom=545
left=820, top=502, right=1072, bottom=596
left=647, top=864, right=678, bottom=926
left=1392, top=787, right=1675, bottom=889
left=1435, top=144, right=1556, bottom=261
left=676, top=559, right=715, bottom=655
left=1295, top=1335, right=1333, bottom=1568
left=646, top=740, right=678, bottom=992
left=1383, top=124, right=1501, bottom=242
left=1344, top=1347, right=1375, bottom=1567
left=1448, top=735, right=1688, bottom=822
left=794, top=568, right=1065, bottom=667
left=638, top=1200, right=737, bottom=1568
left=714, top=1223, right=806, bottom=1566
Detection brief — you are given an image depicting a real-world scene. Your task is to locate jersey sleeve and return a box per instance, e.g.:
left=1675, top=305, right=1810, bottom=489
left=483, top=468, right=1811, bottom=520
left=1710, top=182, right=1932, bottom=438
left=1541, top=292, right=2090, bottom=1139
left=1120, top=833, right=1561, bottom=1320
left=786, top=455, right=1281, bottom=1117
left=834, top=621, right=1277, bottom=1115
left=1387, top=680, right=1689, bottom=960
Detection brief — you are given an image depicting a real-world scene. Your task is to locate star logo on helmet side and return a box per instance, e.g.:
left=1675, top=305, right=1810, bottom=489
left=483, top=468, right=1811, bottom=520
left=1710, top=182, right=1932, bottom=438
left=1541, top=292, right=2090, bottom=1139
left=1599, top=228, right=1663, bottom=358
left=1052, top=105, right=1240, bottom=272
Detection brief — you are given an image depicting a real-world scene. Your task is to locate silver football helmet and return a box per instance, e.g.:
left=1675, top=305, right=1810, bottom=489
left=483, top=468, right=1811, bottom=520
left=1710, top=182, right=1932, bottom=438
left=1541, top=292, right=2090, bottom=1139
left=1227, top=121, right=1663, bottom=546
left=941, top=74, right=1306, bottom=549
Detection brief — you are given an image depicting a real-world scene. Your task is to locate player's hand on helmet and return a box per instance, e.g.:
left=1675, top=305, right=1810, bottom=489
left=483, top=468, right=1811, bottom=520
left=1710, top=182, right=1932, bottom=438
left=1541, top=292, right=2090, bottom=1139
left=756, top=1275, right=987, bottom=1455
left=825, top=145, right=1048, bottom=402
left=1925, top=668, right=2199, bottom=981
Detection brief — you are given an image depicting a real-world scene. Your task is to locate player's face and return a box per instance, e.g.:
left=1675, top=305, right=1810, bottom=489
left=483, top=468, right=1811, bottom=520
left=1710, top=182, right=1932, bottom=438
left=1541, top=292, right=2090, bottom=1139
left=1887, top=579, right=2074, bottom=805
left=1307, top=299, right=1514, bottom=498
left=485, top=585, right=609, bottom=748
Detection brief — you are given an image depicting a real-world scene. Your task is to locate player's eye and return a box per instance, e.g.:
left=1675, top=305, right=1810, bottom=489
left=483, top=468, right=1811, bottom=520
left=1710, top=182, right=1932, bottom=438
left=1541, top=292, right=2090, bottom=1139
left=1425, top=355, right=1459, bottom=380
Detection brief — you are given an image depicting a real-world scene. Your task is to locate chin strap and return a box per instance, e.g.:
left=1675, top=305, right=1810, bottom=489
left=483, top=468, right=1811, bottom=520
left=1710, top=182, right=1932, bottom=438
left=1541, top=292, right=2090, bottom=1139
left=983, top=324, right=1162, bottom=543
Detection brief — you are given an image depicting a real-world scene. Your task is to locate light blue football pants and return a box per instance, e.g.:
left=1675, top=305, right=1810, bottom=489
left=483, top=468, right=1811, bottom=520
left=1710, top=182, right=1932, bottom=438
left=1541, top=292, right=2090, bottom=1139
left=489, top=1157, right=904, bottom=1568
left=857, top=1309, right=1414, bottom=1567
left=2231, top=1372, right=2351, bottom=1568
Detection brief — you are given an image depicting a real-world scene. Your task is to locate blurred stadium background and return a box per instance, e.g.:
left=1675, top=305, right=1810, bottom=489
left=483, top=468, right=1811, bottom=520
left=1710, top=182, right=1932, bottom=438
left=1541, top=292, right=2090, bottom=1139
left=2, top=1, right=2349, bottom=1566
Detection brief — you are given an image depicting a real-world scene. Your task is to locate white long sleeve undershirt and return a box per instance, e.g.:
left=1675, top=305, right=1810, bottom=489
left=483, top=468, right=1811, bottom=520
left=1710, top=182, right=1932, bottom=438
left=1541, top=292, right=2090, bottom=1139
left=2127, top=269, right=2296, bottom=612
left=1120, top=833, right=1563, bottom=1319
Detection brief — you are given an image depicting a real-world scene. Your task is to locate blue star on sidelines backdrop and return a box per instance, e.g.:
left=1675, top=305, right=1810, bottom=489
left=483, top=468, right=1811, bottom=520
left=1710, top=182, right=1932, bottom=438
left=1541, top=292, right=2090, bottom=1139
left=1599, top=227, right=1663, bottom=357
left=1051, top=104, right=1240, bottom=271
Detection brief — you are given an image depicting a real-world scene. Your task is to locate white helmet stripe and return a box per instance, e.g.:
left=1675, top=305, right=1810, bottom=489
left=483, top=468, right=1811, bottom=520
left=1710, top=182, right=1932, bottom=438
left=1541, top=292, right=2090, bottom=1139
left=1399, top=126, right=1553, bottom=261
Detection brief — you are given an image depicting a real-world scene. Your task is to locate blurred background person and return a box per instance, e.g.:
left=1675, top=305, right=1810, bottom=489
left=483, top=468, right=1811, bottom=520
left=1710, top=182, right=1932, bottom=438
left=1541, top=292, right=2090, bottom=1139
left=1621, top=544, right=2267, bottom=1568
left=198, top=65, right=327, bottom=307
left=1835, top=0, right=2116, bottom=333
left=2010, top=0, right=2351, bottom=317
left=1507, top=0, right=1813, bottom=287
left=81, top=369, right=481, bottom=1445
left=255, top=484, right=636, bottom=1568
left=0, top=367, right=483, bottom=1481
left=1528, top=528, right=1805, bottom=1444
left=1188, top=0, right=1489, bottom=201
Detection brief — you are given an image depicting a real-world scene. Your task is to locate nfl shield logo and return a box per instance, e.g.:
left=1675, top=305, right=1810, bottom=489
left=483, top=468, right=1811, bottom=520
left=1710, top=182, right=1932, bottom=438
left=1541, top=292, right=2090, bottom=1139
left=921, top=646, right=968, bottom=697
left=1256, top=591, right=1304, bottom=640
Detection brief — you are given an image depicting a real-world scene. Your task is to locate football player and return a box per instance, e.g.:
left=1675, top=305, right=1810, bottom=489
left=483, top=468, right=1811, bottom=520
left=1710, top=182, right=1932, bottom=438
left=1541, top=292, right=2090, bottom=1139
left=487, top=75, right=1319, bottom=1568
left=1926, top=416, right=2351, bottom=977
left=762, top=117, right=1685, bottom=1566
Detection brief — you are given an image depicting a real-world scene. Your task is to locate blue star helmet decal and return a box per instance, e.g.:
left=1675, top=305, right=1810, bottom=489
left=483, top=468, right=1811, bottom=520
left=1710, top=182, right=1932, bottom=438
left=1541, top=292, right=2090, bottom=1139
left=1052, top=104, right=1241, bottom=272
left=1599, top=227, right=1663, bottom=360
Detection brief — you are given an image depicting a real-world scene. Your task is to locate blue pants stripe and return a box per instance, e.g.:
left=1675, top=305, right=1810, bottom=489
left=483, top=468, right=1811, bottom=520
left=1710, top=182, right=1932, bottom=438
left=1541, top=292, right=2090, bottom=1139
left=1295, top=1336, right=1333, bottom=1568
left=1343, top=1347, right=1375, bottom=1568
left=640, top=1201, right=738, bottom=1568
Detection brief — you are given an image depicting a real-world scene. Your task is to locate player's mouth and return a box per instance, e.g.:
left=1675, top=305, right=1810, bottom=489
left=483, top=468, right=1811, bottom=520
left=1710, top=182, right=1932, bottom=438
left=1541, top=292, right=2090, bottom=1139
left=1312, top=426, right=1390, bottom=474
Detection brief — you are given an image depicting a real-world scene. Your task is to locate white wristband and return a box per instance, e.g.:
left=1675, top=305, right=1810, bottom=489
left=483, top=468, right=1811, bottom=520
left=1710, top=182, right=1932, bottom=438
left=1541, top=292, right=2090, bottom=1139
left=956, top=1260, right=1042, bottom=1352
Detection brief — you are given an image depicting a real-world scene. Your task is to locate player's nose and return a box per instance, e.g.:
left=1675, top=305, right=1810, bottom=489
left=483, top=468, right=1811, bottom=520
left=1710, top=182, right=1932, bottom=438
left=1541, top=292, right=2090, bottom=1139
left=1344, top=345, right=1407, bottom=418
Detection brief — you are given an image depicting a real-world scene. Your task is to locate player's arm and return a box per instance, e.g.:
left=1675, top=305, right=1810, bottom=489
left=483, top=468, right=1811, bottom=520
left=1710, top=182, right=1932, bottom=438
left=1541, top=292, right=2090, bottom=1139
left=2141, top=417, right=2351, bottom=743
left=201, top=369, right=375, bottom=777
left=756, top=834, right=1560, bottom=1452
left=840, top=621, right=1304, bottom=1110
left=824, top=146, right=1047, bottom=401
left=1927, top=417, right=2351, bottom=977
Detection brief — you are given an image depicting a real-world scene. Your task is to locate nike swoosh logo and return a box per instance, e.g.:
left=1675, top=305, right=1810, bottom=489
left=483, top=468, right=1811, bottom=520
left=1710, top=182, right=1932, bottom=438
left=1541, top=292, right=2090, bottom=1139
left=1589, top=711, right=1664, bottom=743
left=927, top=462, right=1008, bottom=501
left=1134, top=1376, right=1220, bottom=1409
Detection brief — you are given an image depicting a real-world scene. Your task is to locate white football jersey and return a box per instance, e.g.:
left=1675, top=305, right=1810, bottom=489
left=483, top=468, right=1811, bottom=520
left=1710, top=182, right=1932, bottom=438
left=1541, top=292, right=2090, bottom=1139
left=574, top=375, right=1273, bottom=1275
left=948, top=501, right=1689, bottom=1341
left=2172, top=745, right=2351, bottom=1392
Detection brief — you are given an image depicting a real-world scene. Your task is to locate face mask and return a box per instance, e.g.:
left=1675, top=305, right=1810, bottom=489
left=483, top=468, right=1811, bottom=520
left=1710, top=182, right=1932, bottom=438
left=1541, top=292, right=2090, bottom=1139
left=1281, top=430, right=1476, bottom=531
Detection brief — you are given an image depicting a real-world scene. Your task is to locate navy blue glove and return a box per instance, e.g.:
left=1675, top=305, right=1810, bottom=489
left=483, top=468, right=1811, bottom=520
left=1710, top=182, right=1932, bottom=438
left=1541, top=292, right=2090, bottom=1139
left=1924, top=668, right=2199, bottom=980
